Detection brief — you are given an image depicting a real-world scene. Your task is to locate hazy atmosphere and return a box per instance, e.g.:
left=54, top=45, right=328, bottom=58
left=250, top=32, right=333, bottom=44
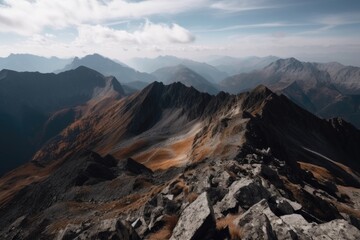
left=1, top=1, right=360, bottom=239
left=0, top=0, right=360, bottom=65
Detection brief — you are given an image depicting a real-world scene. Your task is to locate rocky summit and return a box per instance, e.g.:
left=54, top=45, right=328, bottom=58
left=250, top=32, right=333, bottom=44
left=1, top=81, right=360, bottom=240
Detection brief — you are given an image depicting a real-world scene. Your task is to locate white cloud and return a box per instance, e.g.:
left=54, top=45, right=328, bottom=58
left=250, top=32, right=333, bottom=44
left=210, top=0, right=284, bottom=12
left=0, top=0, right=207, bottom=35
left=194, top=22, right=315, bottom=33
left=74, top=21, right=195, bottom=46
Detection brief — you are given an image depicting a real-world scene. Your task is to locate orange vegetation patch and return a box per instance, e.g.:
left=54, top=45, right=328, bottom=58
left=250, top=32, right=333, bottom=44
left=299, top=162, right=335, bottom=182
left=216, top=213, right=242, bottom=239
left=132, top=136, right=196, bottom=171
left=192, top=146, right=212, bottom=163
left=147, top=215, right=178, bottom=240
left=135, top=148, right=174, bottom=169
left=331, top=200, right=360, bottom=219
left=170, top=138, right=193, bottom=155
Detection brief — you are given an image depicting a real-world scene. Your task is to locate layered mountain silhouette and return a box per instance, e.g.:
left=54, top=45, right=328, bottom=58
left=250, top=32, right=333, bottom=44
left=129, top=55, right=228, bottom=83
left=0, top=53, right=72, bottom=73
left=59, top=53, right=156, bottom=84
left=152, top=65, right=219, bottom=94
left=207, top=55, right=279, bottom=75
left=0, top=66, right=124, bottom=174
left=314, top=62, right=360, bottom=94
left=220, top=57, right=360, bottom=128
left=1, top=81, right=360, bottom=239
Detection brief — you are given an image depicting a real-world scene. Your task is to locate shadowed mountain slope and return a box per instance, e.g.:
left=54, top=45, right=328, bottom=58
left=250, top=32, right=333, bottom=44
left=0, top=66, right=125, bottom=175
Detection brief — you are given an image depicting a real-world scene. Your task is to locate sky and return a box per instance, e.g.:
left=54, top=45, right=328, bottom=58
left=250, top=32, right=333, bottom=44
left=0, top=0, right=360, bottom=65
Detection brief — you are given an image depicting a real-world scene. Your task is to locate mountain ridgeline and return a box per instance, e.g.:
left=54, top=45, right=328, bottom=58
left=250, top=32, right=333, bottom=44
left=0, top=77, right=360, bottom=239
left=220, top=57, right=360, bottom=128
left=0, top=54, right=360, bottom=239
left=0, top=54, right=72, bottom=73
left=58, top=53, right=156, bottom=83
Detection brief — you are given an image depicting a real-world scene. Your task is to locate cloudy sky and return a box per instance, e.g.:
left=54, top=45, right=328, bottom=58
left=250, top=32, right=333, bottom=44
left=0, top=0, right=359, bottom=65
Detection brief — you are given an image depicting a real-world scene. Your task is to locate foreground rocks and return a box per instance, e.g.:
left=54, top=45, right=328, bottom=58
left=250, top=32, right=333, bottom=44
left=1, top=149, right=360, bottom=240
left=170, top=192, right=215, bottom=240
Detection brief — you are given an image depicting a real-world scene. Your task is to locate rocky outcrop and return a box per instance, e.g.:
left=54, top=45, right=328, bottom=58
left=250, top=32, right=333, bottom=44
left=234, top=199, right=297, bottom=240
left=170, top=192, right=216, bottom=240
left=234, top=208, right=276, bottom=240
left=214, top=178, right=271, bottom=217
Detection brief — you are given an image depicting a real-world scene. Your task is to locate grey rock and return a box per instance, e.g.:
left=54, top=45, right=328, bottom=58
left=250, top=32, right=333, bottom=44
left=214, top=178, right=271, bottom=217
left=170, top=192, right=215, bottom=240
left=312, top=219, right=360, bottom=240
left=234, top=178, right=271, bottom=209
left=273, top=197, right=302, bottom=215
left=244, top=199, right=298, bottom=240
left=211, top=170, right=232, bottom=188
left=234, top=210, right=276, bottom=240
left=341, top=213, right=360, bottom=230
left=281, top=214, right=315, bottom=239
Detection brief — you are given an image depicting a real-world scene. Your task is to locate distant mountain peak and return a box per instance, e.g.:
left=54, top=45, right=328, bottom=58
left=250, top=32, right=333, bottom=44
left=251, top=84, right=273, bottom=96
left=270, top=57, right=303, bottom=68
left=58, top=54, right=156, bottom=83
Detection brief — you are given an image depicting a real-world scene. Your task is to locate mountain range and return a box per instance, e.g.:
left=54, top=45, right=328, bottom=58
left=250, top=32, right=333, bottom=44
left=1, top=54, right=360, bottom=239
left=207, top=55, right=280, bottom=75
left=58, top=53, right=156, bottom=84
left=0, top=54, right=72, bottom=73
left=128, top=55, right=229, bottom=83
left=152, top=65, right=219, bottom=94
left=220, top=57, right=360, bottom=128
left=1, top=79, right=360, bottom=239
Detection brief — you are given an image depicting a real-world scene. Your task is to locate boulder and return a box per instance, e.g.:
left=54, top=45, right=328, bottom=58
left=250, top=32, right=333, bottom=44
left=244, top=199, right=298, bottom=240
left=214, top=178, right=270, bottom=217
left=234, top=208, right=276, bottom=240
left=312, top=219, right=360, bottom=240
left=271, top=196, right=302, bottom=215
left=211, top=170, right=232, bottom=188
left=234, top=178, right=271, bottom=209
left=170, top=192, right=215, bottom=240
left=280, top=214, right=315, bottom=239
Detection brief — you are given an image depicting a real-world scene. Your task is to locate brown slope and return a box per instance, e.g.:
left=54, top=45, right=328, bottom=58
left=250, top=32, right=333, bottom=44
left=32, top=81, right=360, bottom=181
left=1, top=83, right=360, bottom=238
